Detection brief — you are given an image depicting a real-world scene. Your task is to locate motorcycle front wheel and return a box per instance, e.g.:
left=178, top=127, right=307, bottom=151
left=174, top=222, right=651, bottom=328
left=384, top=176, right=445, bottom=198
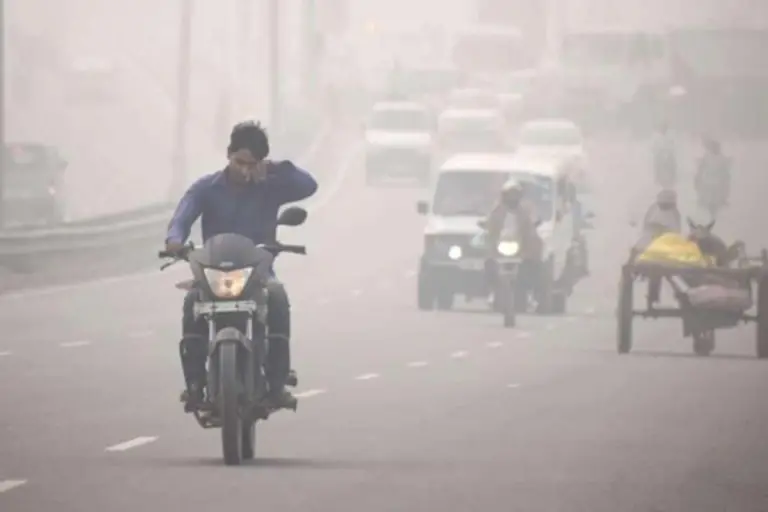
left=219, top=343, right=243, bottom=466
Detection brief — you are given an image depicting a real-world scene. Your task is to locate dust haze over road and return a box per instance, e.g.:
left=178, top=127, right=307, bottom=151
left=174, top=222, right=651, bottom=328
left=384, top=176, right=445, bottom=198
left=2, top=1, right=768, bottom=511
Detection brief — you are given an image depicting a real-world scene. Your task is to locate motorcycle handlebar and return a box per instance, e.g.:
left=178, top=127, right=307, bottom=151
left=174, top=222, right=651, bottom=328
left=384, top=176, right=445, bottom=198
left=158, top=242, right=195, bottom=260
left=258, top=243, right=307, bottom=256
left=157, top=242, right=305, bottom=261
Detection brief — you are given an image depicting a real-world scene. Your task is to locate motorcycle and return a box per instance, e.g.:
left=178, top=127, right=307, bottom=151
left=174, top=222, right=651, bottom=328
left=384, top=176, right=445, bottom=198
left=473, top=222, right=524, bottom=328
left=157, top=206, right=308, bottom=466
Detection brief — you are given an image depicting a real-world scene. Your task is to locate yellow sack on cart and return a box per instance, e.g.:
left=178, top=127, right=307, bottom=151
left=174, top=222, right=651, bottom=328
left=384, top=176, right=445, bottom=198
left=636, top=232, right=714, bottom=267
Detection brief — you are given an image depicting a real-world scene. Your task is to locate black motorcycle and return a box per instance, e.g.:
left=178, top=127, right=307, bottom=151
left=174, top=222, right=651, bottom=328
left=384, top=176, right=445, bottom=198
left=157, top=206, right=307, bottom=465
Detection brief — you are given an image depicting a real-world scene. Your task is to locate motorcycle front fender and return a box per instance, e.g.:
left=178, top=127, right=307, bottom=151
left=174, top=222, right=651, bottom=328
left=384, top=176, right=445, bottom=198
left=209, top=327, right=250, bottom=358
left=209, top=327, right=259, bottom=404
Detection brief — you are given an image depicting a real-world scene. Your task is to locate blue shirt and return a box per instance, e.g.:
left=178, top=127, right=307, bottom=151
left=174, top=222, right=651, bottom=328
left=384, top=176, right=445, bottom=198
left=166, top=161, right=318, bottom=245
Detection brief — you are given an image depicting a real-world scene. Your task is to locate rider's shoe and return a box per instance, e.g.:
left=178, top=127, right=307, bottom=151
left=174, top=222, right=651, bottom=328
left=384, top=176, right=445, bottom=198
left=181, top=383, right=204, bottom=412
left=266, top=388, right=298, bottom=411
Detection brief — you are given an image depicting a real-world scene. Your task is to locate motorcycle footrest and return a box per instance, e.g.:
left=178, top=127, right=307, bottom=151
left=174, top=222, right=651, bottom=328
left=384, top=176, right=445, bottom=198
left=286, top=370, right=298, bottom=387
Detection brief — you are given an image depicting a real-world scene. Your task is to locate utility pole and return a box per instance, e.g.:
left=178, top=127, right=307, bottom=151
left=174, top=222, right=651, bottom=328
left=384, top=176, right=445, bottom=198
left=0, top=0, right=6, bottom=227
left=170, top=0, right=193, bottom=200
left=268, top=0, right=280, bottom=134
left=237, top=0, right=252, bottom=116
left=303, top=0, right=318, bottom=94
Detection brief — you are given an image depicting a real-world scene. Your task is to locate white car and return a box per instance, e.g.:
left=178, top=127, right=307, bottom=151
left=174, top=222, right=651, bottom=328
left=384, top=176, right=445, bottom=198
left=515, top=118, right=589, bottom=189
left=364, top=101, right=434, bottom=185
left=436, top=108, right=508, bottom=159
left=415, top=152, right=588, bottom=315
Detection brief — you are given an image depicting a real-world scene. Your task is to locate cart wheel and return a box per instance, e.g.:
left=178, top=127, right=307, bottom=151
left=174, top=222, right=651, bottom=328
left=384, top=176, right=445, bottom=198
left=693, top=331, right=715, bottom=357
left=756, top=275, right=768, bottom=359
left=617, top=265, right=634, bottom=354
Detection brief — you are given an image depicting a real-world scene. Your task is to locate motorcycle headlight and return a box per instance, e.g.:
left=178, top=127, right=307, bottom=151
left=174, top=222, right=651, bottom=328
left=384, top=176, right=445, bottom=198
left=497, top=241, right=519, bottom=257
left=448, top=245, right=463, bottom=260
left=203, top=267, right=253, bottom=299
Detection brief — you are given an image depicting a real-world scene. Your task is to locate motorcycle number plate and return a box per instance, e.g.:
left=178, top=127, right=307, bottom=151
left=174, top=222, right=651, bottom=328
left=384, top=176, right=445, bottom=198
left=458, top=259, right=484, bottom=271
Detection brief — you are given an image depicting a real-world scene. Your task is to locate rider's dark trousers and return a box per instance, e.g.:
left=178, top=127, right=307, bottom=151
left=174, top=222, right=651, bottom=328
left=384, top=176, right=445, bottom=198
left=180, top=280, right=291, bottom=393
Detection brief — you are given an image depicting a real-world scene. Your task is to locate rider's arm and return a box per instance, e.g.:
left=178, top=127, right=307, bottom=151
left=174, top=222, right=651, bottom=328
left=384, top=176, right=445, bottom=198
left=267, top=160, right=319, bottom=204
left=166, top=177, right=207, bottom=245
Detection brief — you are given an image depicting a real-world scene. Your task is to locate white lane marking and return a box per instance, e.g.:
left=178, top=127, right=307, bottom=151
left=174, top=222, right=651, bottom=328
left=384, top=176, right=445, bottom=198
left=128, top=330, right=155, bottom=339
left=294, top=389, right=327, bottom=399
left=317, top=298, right=331, bottom=305
left=0, top=351, right=11, bottom=357
left=296, top=122, right=332, bottom=167
left=60, top=341, right=91, bottom=348
left=0, top=480, right=27, bottom=493
left=486, top=342, right=503, bottom=349
left=105, top=436, right=158, bottom=452
left=450, top=351, right=468, bottom=359
left=351, top=289, right=363, bottom=297
left=517, top=332, right=531, bottom=339
left=407, top=361, right=429, bottom=368
left=306, top=143, right=362, bottom=213
left=355, top=373, right=380, bottom=381
left=584, top=306, right=596, bottom=315
left=376, top=281, right=391, bottom=290
left=545, top=324, right=555, bottom=331
left=404, top=270, right=416, bottom=278
left=507, top=383, right=521, bottom=389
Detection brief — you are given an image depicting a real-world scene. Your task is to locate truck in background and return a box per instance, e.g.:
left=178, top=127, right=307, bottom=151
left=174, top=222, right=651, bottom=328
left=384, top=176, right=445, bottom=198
left=663, top=0, right=768, bottom=135
left=449, top=0, right=547, bottom=77
left=548, top=0, right=768, bottom=135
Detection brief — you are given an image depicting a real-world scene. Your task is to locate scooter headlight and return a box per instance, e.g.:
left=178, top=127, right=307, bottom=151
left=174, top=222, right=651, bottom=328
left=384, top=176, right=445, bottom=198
left=497, top=241, right=520, bottom=257
left=448, top=245, right=463, bottom=260
left=203, top=267, right=253, bottom=299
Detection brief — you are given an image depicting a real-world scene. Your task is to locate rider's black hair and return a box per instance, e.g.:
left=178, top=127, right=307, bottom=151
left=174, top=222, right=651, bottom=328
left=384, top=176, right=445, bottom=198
left=228, top=121, right=270, bottom=160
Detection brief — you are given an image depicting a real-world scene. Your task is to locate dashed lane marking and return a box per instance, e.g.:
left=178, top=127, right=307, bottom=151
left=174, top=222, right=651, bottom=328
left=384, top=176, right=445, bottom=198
left=105, top=436, right=158, bottom=452
left=294, top=389, right=327, bottom=399
left=60, top=341, right=91, bottom=348
left=0, top=480, right=27, bottom=494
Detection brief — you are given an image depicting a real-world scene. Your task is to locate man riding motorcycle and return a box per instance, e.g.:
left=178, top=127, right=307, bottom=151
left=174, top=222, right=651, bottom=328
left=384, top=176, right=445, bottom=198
left=483, top=179, right=545, bottom=312
left=164, top=121, right=318, bottom=410
left=651, top=123, right=678, bottom=189
left=694, top=137, right=730, bottom=217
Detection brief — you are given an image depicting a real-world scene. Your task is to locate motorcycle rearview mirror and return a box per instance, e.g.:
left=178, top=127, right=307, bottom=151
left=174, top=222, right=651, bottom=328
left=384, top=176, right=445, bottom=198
left=277, top=206, right=308, bottom=226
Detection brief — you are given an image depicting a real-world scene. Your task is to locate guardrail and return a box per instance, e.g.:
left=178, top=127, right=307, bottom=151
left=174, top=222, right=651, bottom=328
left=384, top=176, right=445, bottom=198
left=0, top=117, right=323, bottom=266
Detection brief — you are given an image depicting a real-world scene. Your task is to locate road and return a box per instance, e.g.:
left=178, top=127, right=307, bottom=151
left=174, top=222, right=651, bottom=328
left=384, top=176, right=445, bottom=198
left=1, top=130, right=767, bottom=511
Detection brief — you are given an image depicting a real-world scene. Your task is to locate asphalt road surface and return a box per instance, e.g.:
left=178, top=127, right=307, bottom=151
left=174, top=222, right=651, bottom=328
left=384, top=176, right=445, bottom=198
left=1, top=132, right=767, bottom=511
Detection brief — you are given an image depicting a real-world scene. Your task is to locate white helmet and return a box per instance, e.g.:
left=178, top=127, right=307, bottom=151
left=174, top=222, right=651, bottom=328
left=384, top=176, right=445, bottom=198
left=501, top=178, right=523, bottom=194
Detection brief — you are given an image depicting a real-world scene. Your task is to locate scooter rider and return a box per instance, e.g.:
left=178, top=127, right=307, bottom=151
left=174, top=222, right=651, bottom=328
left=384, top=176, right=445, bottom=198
left=484, top=179, right=545, bottom=311
left=164, top=121, right=318, bottom=411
